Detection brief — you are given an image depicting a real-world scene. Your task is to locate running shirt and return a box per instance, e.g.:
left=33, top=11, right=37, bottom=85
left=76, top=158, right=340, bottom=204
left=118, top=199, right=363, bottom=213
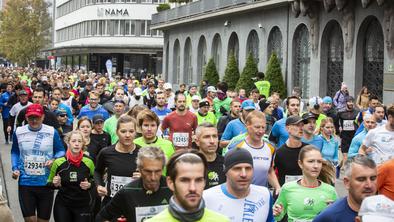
left=196, top=111, right=217, bottom=126
left=161, top=111, right=198, bottom=149
left=312, top=197, right=357, bottom=222
left=94, top=145, right=140, bottom=199
left=97, top=177, right=172, bottom=222
left=363, top=125, right=394, bottom=164
left=227, top=139, right=275, bottom=187
left=9, top=101, right=32, bottom=129
left=151, top=107, right=172, bottom=123
left=203, top=184, right=274, bottom=222
left=275, top=142, right=309, bottom=186
left=47, top=155, right=95, bottom=207
left=103, top=115, right=119, bottom=144
left=221, top=119, right=247, bottom=141
left=274, top=180, right=338, bottom=222
left=206, top=155, right=226, bottom=189
left=11, top=124, right=65, bottom=186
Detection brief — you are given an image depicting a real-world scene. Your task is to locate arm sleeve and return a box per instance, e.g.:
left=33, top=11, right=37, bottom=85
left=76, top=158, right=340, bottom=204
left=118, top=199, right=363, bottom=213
left=11, top=132, right=20, bottom=171
left=96, top=189, right=125, bottom=221
left=16, top=108, right=26, bottom=127
left=47, top=159, right=60, bottom=183
left=161, top=116, right=169, bottom=131
left=348, top=136, right=361, bottom=158
left=273, top=186, right=287, bottom=221
left=53, top=130, right=66, bottom=158
left=221, top=123, right=233, bottom=141
left=377, top=164, right=387, bottom=191
left=362, top=130, right=374, bottom=147
left=266, top=193, right=275, bottom=222
left=217, top=117, right=227, bottom=139
left=66, top=107, right=74, bottom=125
left=94, top=150, right=106, bottom=186
left=334, top=140, right=339, bottom=162
left=268, top=123, right=279, bottom=145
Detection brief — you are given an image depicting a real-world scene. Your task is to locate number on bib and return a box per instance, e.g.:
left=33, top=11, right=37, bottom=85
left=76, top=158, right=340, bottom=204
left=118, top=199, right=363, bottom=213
left=24, top=155, right=46, bottom=176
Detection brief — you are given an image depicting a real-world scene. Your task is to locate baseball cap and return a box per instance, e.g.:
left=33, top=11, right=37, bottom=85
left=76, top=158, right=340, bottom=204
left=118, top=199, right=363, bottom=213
left=41, top=76, right=48, bottom=82
left=207, top=86, right=217, bottom=93
left=301, top=112, right=317, bottom=122
left=191, top=95, right=201, bottom=101
left=322, top=96, right=332, bottom=104
left=359, top=195, right=394, bottom=222
left=56, top=108, right=67, bottom=116
left=26, top=104, right=44, bottom=118
left=308, top=96, right=322, bottom=108
left=134, top=88, right=142, bottom=96
left=241, top=100, right=256, bottom=111
left=18, top=90, right=28, bottom=96
left=224, top=148, right=254, bottom=173
left=199, top=100, right=210, bottom=108
left=286, top=115, right=304, bottom=125
left=92, top=114, right=105, bottom=124
left=163, top=83, right=172, bottom=90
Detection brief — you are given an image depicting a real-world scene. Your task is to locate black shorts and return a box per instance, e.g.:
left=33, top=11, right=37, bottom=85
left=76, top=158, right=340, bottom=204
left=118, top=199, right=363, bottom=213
left=18, top=185, right=54, bottom=220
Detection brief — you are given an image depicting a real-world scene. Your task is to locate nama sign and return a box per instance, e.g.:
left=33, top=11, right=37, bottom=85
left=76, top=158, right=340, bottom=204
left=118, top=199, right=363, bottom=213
left=97, top=8, right=130, bottom=17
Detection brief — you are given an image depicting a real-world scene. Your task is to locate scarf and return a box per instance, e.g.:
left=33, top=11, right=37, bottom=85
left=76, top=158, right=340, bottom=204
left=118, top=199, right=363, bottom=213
left=66, top=149, right=83, bottom=167
left=168, top=196, right=205, bottom=222
left=217, top=90, right=227, bottom=101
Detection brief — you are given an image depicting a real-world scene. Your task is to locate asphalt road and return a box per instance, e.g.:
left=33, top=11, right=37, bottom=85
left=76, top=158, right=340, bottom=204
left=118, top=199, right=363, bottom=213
left=0, top=121, right=347, bottom=222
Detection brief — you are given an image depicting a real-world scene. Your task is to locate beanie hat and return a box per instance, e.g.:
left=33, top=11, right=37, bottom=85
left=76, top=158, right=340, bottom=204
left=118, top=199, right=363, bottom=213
left=224, top=148, right=253, bottom=173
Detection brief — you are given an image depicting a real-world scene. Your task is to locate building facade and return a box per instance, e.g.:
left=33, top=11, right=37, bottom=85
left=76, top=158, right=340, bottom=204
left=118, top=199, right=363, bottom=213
left=51, top=0, right=165, bottom=77
left=152, top=0, right=394, bottom=103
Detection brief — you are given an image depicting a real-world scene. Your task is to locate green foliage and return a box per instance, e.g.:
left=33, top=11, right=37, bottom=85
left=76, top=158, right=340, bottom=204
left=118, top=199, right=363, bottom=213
left=222, top=53, right=240, bottom=90
left=236, top=53, right=258, bottom=94
left=203, top=58, right=220, bottom=86
left=0, top=0, right=51, bottom=66
left=157, top=3, right=170, bottom=12
left=265, top=53, right=287, bottom=98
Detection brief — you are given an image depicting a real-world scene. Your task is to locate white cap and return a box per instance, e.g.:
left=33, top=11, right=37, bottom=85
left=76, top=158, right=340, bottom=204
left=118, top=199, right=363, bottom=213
left=41, top=76, right=48, bottom=81
left=164, top=83, right=172, bottom=90
left=191, top=95, right=201, bottom=101
left=308, top=96, right=322, bottom=108
left=207, top=86, right=217, bottom=93
left=134, top=88, right=142, bottom=96
left=359, top=195, right=394, bottom=222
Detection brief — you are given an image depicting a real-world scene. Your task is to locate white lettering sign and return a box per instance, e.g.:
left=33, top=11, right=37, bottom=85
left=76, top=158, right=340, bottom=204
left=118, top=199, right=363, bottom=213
left=97, top=8, right=130, bottom=17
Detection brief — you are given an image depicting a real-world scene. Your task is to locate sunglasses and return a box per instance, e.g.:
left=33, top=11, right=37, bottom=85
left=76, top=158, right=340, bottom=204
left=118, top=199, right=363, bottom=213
left=58, top=114, right=67, bottom=117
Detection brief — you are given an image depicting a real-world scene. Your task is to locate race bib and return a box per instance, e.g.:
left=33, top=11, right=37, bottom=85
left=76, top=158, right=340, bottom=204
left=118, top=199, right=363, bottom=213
left=285, top=175, right=303, bottom=183
left=343, top=120, right=355, bottom=131
left=135, top=205, right=168, bottom=222
left=110, top=175, right=133, bottom=197
left=24, top=155, right=46, bottom=176
left=172, top=132, right=189, bottom=147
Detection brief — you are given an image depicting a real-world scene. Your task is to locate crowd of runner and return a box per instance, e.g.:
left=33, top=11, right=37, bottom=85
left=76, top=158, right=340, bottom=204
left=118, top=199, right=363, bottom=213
left=0, top=66, right=393, bottom=222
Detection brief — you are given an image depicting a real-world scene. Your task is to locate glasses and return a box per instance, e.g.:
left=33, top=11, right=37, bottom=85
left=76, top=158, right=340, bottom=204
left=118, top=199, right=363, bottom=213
left=90, top=98, right=99, bottom=101
left=59, top=114, right=67, bottom=117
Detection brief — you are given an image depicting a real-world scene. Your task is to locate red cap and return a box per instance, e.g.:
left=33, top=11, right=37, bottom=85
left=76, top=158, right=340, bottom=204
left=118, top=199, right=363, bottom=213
left=26, top=104, right=44, bottom=117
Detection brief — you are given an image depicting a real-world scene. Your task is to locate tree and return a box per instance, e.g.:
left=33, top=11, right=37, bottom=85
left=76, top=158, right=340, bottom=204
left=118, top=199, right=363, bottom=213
left=0, top=0, right=51, bottom=66
left=222, top=53, right=240, bottom=90
left=157, top=3, right=171, bottom=12
left=265, top=53, right=287, bottom=98
left=236, top=53, right=258, bottom=94
left=203, top=58, right=220, bottom=86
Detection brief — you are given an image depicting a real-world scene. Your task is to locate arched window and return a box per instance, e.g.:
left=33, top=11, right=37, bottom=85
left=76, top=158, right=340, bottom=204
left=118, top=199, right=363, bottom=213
left=212, top=34, right=222, bottom=72
left=293, top=24, right=311, bottom=97
left=246, top=30, right=259, bottom=63
left=325, top=22, right=344, bottom=97
left=184, top=38, right=192, bottom=84
left=268, top=26, right=283, bottom=64
left=173, top=39, right=180, bottom=84
left=362, top=18, right=384, bottom=100
left=228, top=32, right=239, bottom=64
left=197, top=36, right=207, bottom=84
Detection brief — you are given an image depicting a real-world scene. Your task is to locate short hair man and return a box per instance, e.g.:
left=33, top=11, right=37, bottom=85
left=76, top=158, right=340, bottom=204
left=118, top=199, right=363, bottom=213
left=217, top=99, right=241, bottom=140
left=313, top=155, right=377, bottom=222
left=77, top=91, right=110, bottom=121
left=203, top=148, right=274, bottom=222
left=103, top=99, right=126, bottom=144
left=147, top=150, right=229, bottom=221
left=195, top=123, right=226, bottom=189
left=301, top=112, right=321, bottom=148
left=348, top=114, right=377, bottom=158
left=269, top=96, right=301, bottom=148
left=97, top=147, right=172, bottom=222
left=359, top=105, right=394, bottom=164
left=196, top=100, right=217, bottom=125
left=11, top=104, right=65, bottom=222
left=227, top=111, right=280, bottom=192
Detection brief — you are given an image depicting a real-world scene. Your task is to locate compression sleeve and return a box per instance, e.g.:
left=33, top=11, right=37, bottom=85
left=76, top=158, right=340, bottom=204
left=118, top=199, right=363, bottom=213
left=53, top=130, right=66, bottom=158
left=11, top=132, right=20, bottom=171
left=94, top=150, right=106, bottom=186
left=47, top=158, right=61, bottom=183
left=266, top=193, right=275, bottom=222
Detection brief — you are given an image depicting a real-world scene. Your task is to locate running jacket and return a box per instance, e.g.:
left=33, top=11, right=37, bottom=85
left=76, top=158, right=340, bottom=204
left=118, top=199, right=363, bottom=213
left=11, top=124, right=65, bottom=186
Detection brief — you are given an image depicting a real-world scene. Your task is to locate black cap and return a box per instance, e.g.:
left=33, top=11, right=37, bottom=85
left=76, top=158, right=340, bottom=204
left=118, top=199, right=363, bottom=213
left=92, top=114, right=105, bottom=124
left=224, top=148, right=253, bottom=173
left=286, top=115, right=304, bottom=125
left=302, top=112, right=317, bottom=122
left=199, top=100, right=210, bottom=108
left=56, top=108, right=67, bottom=116
left=259, top=99, right=270, bottom=112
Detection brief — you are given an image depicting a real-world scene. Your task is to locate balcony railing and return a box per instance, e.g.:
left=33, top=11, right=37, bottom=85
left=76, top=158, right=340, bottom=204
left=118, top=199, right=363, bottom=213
left=152, top=0, right=256, bottom=26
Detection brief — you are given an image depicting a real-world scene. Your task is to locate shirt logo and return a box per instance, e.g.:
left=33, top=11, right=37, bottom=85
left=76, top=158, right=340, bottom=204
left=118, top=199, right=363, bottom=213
left=70, top=172, right=77, bottom=182
left=208, top=171, right=219, bottom=182
left=304, top=197, right=315, bottom=210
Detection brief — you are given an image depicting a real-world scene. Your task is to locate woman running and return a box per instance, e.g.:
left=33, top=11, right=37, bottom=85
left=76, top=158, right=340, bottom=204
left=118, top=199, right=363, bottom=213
left=273, top=145, right=337, bottom=222
left=48, top=131, right=95, bottom=222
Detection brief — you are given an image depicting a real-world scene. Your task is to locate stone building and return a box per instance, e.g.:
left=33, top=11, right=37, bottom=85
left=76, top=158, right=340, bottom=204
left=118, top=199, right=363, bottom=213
left=152, top=0, right=394, bottom=103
